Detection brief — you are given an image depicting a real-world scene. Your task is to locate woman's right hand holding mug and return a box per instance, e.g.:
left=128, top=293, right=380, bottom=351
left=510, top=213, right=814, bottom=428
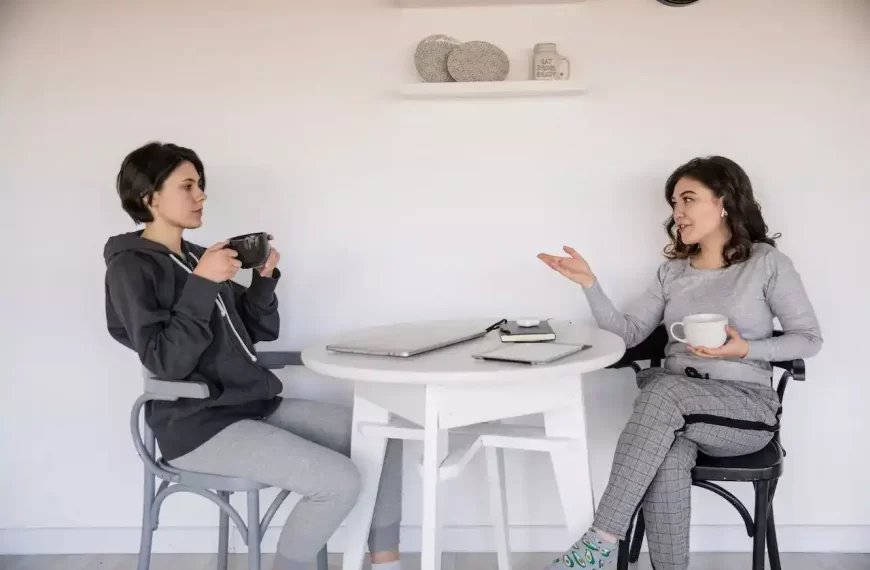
left=193, top=241, right=242, bottom=283
left=538, top=246, right=596, bottom=288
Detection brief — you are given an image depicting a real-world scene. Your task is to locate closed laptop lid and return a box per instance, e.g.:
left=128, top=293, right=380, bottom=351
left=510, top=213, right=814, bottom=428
left=327, top=323, right=488, bottom=356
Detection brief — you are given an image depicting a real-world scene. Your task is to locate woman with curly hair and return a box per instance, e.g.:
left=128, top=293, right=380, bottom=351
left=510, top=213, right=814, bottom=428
left=537, top=156, right=823, bottom=570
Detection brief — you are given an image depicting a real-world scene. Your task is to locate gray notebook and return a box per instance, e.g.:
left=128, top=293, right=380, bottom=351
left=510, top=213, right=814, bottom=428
left=472, top=342, right=590, bottom=365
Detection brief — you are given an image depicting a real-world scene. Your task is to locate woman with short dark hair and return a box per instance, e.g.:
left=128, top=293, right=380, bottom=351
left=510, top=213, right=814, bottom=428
left=105, top=141, right=404, bottom=570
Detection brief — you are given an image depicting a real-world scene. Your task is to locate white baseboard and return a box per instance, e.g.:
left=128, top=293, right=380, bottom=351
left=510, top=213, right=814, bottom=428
left=1, top=525, right=868, bottom=555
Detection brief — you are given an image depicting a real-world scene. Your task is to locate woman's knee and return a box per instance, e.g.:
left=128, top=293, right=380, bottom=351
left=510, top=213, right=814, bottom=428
left=336, top=458, right=363, bottom=502
left=655, top=437, right=698, bottom=477
left=311, top=455, right=362, bottom=507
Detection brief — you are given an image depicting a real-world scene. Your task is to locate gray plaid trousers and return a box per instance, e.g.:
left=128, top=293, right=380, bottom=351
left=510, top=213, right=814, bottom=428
left=593, top=369, right=780, bottom=570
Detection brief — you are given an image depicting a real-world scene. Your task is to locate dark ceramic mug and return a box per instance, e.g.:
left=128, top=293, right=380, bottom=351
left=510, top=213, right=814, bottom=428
left=225, top=232, right=271, bottom=269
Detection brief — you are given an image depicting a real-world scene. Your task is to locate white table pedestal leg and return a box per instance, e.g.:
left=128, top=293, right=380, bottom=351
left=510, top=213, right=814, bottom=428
left=485, top=447, right=512, bottom=570
left=545, top=398, right=595, bottom=541
left=421, top=388, right=447, bottom=570
left=343, top=395, right=390, bottom=570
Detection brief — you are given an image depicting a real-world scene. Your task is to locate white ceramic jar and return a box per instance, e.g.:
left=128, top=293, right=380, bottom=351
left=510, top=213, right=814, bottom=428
left=532, top=43, right=570, bottom=80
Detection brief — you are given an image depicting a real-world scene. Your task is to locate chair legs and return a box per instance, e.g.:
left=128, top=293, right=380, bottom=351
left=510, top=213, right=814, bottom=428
left=628, top=510, right=645, bottom=563
left=621, top=480, right=781, bottom=570
left=218, top=491, right=231, bottom=570
left=138, top=442, right=157, bottom=570
left=140, top=480, right=328, bottom=570
left=766, top=505, right=782, bottom=570
left=616, top=538, right=631, bottom=570
left=137, top=516, right=155, bottom=570
left=766, top=481, right=782, bottom=570
left=752, top=481, right=770, bottom=570
left=247, top=490, right=262, bottom=570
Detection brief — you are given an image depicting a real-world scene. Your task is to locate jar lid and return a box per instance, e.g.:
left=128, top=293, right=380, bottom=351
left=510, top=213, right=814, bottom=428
left=534, top=43, right=557, bottom=50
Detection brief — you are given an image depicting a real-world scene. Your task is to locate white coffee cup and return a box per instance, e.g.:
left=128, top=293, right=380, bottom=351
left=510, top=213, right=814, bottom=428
left=669, top=313, right=728, bottom=348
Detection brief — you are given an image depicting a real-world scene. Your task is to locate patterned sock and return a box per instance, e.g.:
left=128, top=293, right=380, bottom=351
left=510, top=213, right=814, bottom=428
left=544, top=529, right=618, bottom=569
left=371, top=561, right=401, bottom=570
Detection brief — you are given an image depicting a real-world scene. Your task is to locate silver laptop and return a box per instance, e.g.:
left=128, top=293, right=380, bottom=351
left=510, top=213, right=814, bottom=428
left=326, top=322, right=498, bottom=358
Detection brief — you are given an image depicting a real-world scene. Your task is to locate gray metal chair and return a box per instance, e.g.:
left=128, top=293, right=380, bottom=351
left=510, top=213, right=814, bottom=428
left=132, top=351, right=329, bottom=570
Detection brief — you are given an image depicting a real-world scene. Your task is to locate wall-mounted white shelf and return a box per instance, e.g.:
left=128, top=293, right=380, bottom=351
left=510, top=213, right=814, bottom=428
left=398, top=0, right=583, bottom=6
left=399, top=80, right=586, bottom=99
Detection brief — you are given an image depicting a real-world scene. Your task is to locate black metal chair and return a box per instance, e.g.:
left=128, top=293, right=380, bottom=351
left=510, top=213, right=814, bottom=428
left=607, top=327, right=805, bottom=570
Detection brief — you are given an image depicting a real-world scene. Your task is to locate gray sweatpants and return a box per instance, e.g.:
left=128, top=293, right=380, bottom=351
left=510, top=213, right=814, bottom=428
left=170, top=398, right=402, bottom=570
left=593, top=369, right=780, bottom=570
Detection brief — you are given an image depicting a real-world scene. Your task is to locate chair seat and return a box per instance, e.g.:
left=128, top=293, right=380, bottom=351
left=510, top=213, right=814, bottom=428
left=159, top=460, right=270, bottom=492
left=692, top=439, right=784, bottom=482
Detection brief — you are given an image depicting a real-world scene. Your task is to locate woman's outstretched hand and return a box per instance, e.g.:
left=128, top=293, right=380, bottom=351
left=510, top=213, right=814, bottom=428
left=537, top=246, right=596, bottom=288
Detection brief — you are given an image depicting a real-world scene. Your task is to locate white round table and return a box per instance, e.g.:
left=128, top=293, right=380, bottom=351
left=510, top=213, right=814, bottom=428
left=302, top=319, right=625, bottom=570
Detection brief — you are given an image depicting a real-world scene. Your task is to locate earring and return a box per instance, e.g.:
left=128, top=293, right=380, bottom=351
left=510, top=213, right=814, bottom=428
left=721, top=209, right=727, bottom=218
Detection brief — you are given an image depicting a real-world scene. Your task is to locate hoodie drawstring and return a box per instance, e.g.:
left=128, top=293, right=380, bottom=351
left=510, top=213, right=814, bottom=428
left=169, top=253, right=258, bottom=363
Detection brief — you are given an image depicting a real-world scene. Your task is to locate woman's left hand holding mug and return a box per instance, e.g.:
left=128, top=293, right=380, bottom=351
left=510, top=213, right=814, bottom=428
left=258, top=234, right=280, bottom=278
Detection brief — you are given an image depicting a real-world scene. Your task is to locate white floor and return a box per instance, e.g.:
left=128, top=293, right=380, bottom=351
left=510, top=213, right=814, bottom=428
left=2, top=553, right=869, bottom=570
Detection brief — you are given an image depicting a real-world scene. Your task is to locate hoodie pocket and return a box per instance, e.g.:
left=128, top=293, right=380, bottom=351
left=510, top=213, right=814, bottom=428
left=198, top=346, right=260, bottom=405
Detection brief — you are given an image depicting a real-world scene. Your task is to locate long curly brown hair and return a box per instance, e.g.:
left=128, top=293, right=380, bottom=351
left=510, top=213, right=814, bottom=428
left=663, top=156, right=779, bottom=267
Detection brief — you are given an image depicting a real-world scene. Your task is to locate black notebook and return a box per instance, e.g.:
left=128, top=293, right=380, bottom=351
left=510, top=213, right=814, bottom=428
left=499, top=320, right=556, bottom=343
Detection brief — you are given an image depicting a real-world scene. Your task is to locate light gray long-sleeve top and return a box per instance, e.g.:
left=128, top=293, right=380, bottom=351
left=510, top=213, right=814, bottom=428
left=583, top=242, right=823, bottom=385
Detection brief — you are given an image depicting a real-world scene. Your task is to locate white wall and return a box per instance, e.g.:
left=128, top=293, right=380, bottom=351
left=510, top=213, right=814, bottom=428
left=1, top=0, right=868, bottom=555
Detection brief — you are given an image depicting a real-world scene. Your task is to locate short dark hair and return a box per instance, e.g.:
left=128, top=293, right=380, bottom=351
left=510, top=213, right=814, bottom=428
left=115, top=142, right=206, bottom=223
left=663, top=156, right=779, bottom=266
